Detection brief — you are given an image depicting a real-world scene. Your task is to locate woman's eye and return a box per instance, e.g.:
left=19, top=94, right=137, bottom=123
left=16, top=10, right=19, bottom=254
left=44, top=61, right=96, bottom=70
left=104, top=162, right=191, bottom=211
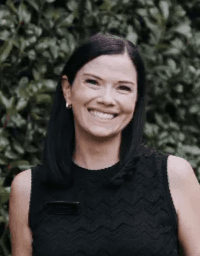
left=85, top=79, right=98, bottom=85
left=85, top=79, right=131, bottom=91
left=118, top=86, right=132, bottom=91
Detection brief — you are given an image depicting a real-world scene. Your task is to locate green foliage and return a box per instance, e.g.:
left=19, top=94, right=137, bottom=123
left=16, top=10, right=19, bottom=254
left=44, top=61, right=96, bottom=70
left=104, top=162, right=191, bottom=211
left=0, top=0, right=200, bottom=255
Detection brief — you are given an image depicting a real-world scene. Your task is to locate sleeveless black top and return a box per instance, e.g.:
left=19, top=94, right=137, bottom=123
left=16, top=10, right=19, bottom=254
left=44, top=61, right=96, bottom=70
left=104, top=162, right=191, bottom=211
left=29, top=145, right=180, bottom=255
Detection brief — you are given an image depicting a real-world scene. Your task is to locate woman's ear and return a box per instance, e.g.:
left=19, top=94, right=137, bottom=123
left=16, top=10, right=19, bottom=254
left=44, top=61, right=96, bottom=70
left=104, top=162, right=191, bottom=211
left=61, top=75, right=72, bottom=104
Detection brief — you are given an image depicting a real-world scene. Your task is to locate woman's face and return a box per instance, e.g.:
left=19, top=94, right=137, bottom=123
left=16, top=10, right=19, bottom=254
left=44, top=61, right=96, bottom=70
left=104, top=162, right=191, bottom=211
left=62, top=52, right=138, bottom=141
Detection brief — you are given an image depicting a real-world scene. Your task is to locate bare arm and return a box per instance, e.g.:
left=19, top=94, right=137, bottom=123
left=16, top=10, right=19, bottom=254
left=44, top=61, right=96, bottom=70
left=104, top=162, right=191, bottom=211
left=9, top=169, right=33, bottom=256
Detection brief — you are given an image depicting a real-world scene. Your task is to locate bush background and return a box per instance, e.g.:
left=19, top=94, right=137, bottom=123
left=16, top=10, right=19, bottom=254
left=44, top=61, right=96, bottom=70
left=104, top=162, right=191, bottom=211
left=0, top=0, right=200, bottom=255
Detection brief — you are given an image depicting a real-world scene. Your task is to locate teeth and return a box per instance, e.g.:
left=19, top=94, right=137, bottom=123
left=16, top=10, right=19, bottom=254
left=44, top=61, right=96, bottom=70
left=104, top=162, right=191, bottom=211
left=89, top=110, right=115, bottom=119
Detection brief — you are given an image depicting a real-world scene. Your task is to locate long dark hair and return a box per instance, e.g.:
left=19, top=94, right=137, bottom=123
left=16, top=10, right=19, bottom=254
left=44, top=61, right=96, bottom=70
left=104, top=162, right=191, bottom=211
left=42, top=32, right=148, bottom=189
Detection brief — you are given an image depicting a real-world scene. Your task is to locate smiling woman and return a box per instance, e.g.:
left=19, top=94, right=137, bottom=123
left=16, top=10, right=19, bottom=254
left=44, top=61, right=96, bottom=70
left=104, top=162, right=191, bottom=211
left=61, top=51, right=138, bottom=169
left=9, top=32, right=195, bottom=256
left=44, top=32, right=147, bottom=181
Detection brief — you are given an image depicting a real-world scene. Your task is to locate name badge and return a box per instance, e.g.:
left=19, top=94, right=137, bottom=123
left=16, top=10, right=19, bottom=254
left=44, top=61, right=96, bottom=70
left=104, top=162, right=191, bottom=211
left=44, top=201, right=80, bottom=215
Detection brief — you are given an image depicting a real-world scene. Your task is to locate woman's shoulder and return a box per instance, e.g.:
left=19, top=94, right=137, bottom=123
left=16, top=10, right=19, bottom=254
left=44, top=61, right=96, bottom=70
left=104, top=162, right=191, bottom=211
left=11, top=169, right=32, bottom=201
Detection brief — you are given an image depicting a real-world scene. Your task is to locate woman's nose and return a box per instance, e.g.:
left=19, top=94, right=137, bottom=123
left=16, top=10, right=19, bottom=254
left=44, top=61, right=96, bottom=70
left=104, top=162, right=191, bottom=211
left=97, top=87, right=115, bottom=105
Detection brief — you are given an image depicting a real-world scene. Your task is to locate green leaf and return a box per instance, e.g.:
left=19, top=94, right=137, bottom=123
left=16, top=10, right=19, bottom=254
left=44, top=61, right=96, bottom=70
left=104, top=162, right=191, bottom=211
left=31, top=112, right=42, bottom=120
left=18, top=2, right=31, bottom=23
left=0, top=8, right=9, bottom=20
left=42, top=50, right=52, bottom=61
left=149, top=7, right=160, bottom=19
left=5, top=149, right=19, bottom=159
left=167, top=59, right=176, bottom=71
left=159, top=1, right=169, bottom=20
left=37, top=64, right=47, bottom=74
left=35, top=27, right=43, bottom=37
left=46, top=0, right=56, bottom=2
left=11, top=114, right=27, bottom=127
left=182, top=145, right=200, bottom=155
left=143, top=16, right=159, bottom=33
left=0, top=91, right=10, bottom=109
left=169, top=121, right=179, bottom=130
left=126, top=25, right=138, bottom=44
left=7, top=96, right=16, bottom=116
left=9, top=160, right=31, bottom=170
left=99, top=0, right=112, bottom=11
left=189, top=65, right=196, bottom=73
left=28, top=49, right=36, bottom=60
left=57, top=14, right=74, bottom=27
left=18, top=164, right=32, bottom=171
left=183, top=125, right=200, bottom=134
left=174, top=5, right=186, bottom=17
left=86, top=0, right=92, bottom=12
left=178, top=132, right=185, bottom=142
left=0, top=39, right=13, bottom=63
left=155, top=113, right=166, bottom=128
left=0, top=128, right=8, bottom=136
left=189, top=105, right=199, bottom=114
left=33, top=68, right=40, bottom=81
left=0, top=94, right=15, bottom=110
left=60, top=39, right=69, bottom=53
left=137, top=8, right=148, bottom=17
left=24, top=0, right=39, bottom=11
left=25, top=145, right=38, bottom=153
left=0, top=154, right=7, bottom=165
left=174, top=84, right=183, bottom=93
left=50, top=45, right=58, bottom=59
left=194, top=32, right=200, bottom=46
left=158, top=131, right=168, bottom=140
left=67, top=32, right=76, bottom=52
left=0, top=30, right=11, bottom=41
left=54, top=65, right=64, bottom=75
left=19, top=76, right=29, bottom=87
left=155, top=44, right=170, bottom=51
left=171, top=38, right=184, bottom=49
left=16, top=97, right=28, bottom=112
left=35, top=94, right=52, bottom=104
left=152, top=65, right=170, bottom=72
left=0, top=137, right=9, bottom=152
left=0, top=187, right=10, bottom=204
left=163, top=48, right=181, bottom=56
left=67, top=0, right=79, bottom=11
left=6, top=0, right=18, bottom=15
left=174, top=24, right=192, bottom=38
left=144, top=123, right=159, bottom=138
left=43, top=79, right=57, bottom=91
left=12, top=139, right=25, bottom=154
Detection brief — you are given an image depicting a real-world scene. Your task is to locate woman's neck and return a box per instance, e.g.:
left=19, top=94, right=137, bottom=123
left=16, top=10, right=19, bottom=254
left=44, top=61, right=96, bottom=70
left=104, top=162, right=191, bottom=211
left=72, top=133, right=121, bottom=170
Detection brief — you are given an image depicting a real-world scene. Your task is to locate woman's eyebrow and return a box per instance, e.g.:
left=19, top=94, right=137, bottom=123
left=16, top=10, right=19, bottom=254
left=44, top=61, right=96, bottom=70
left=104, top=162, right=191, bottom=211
left=83, top=73, right=135, bottom=85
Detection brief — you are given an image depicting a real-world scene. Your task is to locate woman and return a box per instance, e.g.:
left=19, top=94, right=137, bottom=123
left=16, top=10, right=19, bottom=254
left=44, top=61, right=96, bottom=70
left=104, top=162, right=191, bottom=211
left=9, top=32, right=200, bottom=256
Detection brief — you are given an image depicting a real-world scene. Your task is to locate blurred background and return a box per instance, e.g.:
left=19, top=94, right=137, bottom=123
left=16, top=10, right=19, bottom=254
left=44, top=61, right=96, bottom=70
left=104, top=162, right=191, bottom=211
left=0, top=0, right=200, bottom=255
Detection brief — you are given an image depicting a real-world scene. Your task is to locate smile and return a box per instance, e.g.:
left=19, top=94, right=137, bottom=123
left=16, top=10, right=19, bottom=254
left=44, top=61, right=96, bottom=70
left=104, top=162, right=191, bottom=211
left=88, top=109, right=117, bottom=120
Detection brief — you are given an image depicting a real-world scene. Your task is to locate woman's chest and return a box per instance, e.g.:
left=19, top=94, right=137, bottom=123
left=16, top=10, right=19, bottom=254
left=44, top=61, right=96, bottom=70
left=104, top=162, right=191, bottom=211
left=32, top=177, right=178, bottom=256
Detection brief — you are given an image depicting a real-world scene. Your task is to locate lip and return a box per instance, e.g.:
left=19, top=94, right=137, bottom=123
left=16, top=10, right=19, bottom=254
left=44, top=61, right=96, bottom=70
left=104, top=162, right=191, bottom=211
left=88, top=109, right=118, bottom=117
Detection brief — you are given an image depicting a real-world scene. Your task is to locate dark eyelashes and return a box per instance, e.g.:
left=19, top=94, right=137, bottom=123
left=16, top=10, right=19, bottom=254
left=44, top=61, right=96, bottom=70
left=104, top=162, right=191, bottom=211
left=119, top=86, right=132, bottom=91
left=85, top=79, right=132, bottom=91
left=85, top=79, right=98, bottom=85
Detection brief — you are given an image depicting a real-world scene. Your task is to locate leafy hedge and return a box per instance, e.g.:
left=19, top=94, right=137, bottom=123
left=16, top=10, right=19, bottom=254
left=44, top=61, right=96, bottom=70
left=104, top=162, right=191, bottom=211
left=0, top=0, right=200, bottom=255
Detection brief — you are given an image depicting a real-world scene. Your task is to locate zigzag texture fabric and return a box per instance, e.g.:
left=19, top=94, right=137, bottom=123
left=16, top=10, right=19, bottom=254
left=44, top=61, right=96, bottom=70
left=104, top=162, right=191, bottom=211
left=29, top=144, right=179, bottom=255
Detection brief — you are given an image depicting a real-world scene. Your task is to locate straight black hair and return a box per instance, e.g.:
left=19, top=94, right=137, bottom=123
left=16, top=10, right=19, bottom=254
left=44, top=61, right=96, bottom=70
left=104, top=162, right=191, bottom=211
left=42, top=32, right=148, bottom=189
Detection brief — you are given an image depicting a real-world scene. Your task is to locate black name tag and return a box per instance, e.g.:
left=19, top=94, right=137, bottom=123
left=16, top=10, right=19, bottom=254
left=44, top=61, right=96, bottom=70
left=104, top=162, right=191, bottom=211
left=44, top=201, right=80, bottom=215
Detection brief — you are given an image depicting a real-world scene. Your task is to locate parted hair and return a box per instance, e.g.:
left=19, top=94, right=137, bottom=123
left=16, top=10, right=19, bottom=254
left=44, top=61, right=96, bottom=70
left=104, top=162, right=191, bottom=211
left=42, top=32, right=148, bottom=189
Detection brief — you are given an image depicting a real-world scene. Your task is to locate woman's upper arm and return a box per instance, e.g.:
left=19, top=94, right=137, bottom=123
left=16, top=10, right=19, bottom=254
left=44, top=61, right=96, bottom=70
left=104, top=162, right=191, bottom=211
left=9, top=169, right=33, bottom=256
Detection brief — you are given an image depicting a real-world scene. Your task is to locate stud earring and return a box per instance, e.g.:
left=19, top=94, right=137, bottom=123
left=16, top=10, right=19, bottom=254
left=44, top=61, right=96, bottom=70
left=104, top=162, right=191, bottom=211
left=66, top=102, right=72, bottom=109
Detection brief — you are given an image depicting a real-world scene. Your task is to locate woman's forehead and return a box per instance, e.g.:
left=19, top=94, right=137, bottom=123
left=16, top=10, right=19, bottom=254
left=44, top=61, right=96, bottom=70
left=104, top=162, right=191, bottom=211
left=79, top=54, right=137, bottom=79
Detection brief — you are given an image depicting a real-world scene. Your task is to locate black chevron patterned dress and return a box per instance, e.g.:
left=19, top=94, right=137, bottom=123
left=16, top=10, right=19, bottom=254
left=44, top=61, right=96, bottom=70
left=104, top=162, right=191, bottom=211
left=29, top=144, right=179, bottom=256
